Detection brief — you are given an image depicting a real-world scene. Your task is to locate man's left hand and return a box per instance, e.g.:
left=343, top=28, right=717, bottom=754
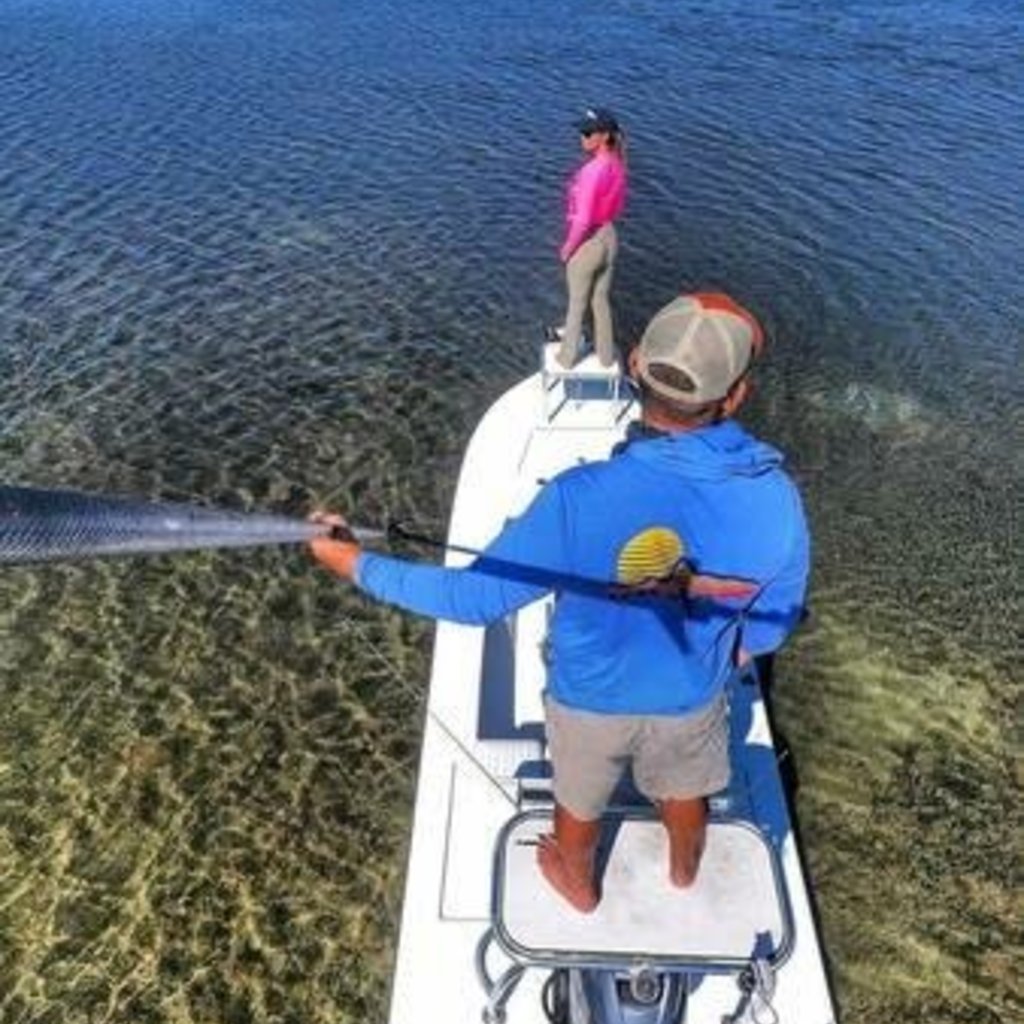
left=308, top=511, right=362, bottom=582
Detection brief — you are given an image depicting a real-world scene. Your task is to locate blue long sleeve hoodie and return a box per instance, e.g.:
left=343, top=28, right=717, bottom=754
left=356, top=420, right=809, bottom=715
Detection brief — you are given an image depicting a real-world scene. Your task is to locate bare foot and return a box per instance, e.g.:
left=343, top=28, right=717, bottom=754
left=668, top=845, right=702, bottom=888
left=536, top=834, right=599, bottom=913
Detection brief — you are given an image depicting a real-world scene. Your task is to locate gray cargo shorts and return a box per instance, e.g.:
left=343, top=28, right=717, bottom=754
left=543, top=691, right=730, bottom=821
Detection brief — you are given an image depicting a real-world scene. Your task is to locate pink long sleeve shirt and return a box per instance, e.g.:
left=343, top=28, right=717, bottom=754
left=560, top=152, right=627, bottom=262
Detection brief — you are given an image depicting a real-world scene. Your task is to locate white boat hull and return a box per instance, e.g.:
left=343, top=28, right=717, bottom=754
left=387, top=362, right=838, bottom=1023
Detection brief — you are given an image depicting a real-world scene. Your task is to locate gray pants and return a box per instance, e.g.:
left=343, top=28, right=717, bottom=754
left=558, top=223, right=618, bottom=367
left=544, top=692, right=730, bottom=821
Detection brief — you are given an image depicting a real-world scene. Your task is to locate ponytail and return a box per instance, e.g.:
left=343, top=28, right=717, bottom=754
left=607, top=128, right=628, bottom=167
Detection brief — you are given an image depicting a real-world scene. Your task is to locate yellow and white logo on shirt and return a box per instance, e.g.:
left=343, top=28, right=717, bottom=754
left=616, top=527, right=686, bottom=585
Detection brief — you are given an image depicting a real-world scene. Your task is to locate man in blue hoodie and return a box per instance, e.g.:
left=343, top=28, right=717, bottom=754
left=310, top=292, right=810, bottom=913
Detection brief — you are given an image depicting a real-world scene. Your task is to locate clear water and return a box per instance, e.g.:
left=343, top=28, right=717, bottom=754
left=0, top=1, right=1020, bottom=1021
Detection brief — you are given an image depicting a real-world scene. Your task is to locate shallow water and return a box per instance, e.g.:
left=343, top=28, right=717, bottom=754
left=0, top=1, right=1021, bottom=1021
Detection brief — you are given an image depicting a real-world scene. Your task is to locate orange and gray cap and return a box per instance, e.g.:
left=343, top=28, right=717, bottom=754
left=635, top=292, right=765, bottom=406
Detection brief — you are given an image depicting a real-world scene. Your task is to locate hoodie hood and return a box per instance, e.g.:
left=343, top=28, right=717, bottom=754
left=624, top=420, right=784, bottom=481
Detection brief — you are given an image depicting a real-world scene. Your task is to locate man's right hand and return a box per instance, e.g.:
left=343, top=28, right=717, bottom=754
left=610, top=562, right=757, bottom=602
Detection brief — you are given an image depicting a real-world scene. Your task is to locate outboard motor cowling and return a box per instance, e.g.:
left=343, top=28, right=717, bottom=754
left=543, top=968, right=687, bottom=1024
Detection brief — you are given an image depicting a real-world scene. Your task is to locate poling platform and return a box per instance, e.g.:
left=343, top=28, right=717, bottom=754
left=494, top=812, right=792, bottom=970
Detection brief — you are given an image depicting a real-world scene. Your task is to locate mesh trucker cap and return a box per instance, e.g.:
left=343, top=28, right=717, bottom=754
left=635, top=292, right=765, bottom=406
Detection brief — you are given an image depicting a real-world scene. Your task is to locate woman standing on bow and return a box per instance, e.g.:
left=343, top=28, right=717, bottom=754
left=549, top=107, right=628, bottom=369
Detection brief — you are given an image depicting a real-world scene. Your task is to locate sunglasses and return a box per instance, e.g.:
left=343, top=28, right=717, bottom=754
left=580, top=128, right=596, bottom=138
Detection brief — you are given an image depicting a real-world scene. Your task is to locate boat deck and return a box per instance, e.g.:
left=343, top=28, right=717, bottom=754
left=387, top=355, right=837, bottom=1024
left=495, top=812, right=790, bottom=967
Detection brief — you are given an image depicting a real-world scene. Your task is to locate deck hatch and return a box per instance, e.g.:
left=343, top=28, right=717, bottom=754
left=492, top=810, right=794, bottom=971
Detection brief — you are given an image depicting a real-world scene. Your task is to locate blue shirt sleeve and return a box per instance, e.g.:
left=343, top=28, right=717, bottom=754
left=740, top=492, right=811, bottom=655
left=354, top=480, right=570, bottom=625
